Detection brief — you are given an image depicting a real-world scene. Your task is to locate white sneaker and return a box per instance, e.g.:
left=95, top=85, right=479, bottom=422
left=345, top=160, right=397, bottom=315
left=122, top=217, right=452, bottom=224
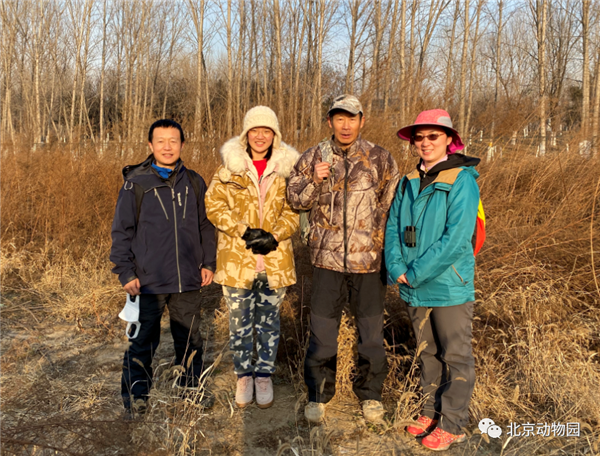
left=304, top=401, right=326, bottom=423
left=362, top=400, right=385, bottom=423
left=235, top=376, right=253, bottom=408
left=255, top=377, right=274, bottom=409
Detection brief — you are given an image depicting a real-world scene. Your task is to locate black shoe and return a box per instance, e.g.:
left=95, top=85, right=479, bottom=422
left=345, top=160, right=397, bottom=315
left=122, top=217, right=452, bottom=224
left=123, top=403, right=146, bottom=421
left=122, top=397, right=147, bottom=420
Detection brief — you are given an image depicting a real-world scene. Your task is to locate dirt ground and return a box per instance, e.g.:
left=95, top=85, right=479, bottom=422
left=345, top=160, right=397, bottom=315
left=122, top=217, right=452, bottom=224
left=0, top=278, right=512, bottom=456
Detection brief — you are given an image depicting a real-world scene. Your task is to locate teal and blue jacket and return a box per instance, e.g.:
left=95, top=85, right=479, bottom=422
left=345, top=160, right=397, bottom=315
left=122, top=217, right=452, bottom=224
left=385, top=154, right=480, bottom=307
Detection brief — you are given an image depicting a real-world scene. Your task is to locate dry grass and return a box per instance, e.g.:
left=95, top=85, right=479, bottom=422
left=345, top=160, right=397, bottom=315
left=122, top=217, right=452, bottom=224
left=1, top=131, right=600, bottom=455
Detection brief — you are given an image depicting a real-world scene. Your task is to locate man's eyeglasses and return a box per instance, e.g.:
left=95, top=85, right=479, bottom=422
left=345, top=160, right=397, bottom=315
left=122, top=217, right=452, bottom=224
left=412, top=133, right=446, bottom=143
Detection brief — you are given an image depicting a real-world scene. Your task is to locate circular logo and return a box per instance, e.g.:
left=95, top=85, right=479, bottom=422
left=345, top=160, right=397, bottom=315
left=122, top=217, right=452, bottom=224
left=488, top=425, right=503, bottom=439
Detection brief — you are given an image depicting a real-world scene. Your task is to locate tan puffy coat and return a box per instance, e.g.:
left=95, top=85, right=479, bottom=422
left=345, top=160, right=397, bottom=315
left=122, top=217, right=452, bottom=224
left=205, top=138, right=300, bottom=290
left=287, top=137, right=399, bottom=274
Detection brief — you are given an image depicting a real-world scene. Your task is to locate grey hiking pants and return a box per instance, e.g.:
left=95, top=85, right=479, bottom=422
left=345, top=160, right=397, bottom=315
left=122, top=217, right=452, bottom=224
left=408, top=302, right=475, bottom=435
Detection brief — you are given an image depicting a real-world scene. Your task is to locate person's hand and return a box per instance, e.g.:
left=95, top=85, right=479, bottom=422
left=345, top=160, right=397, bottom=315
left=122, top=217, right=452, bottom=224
left=246, top=232, right=279, bottom=255
left=201, top=268, right=214, bottom=286
left=124, top=278, right=141, bottom=296
left=313, top=162, right=331, bottom=184
left=397, top=274, right=411, bottom=287
left=242, top=227, right=268, bottom=245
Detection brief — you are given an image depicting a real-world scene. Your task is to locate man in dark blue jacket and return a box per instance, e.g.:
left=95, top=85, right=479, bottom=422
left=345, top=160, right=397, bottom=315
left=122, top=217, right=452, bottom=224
left=110, top=119, right=216, bottom=416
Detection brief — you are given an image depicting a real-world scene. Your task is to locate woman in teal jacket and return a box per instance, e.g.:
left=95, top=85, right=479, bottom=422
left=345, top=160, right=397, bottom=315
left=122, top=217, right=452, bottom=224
left=385, top=109, right=481, bottom=452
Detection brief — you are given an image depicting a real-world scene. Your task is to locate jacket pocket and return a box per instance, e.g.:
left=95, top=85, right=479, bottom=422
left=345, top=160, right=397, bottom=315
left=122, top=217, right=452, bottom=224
left=452, top=265, right=467, bottom=285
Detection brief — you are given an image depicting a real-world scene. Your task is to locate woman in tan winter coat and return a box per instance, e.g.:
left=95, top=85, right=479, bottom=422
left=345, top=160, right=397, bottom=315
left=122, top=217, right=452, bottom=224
left=205, top=106, right=299, bottom=409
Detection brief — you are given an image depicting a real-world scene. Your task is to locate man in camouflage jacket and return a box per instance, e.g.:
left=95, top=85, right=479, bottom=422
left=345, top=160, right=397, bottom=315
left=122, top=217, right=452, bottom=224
left=287, top=95, right=399, bottom=423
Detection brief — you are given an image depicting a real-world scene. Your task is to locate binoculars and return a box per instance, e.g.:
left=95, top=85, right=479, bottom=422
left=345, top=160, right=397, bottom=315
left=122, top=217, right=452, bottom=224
left=404, top=226, right=417, bottom=247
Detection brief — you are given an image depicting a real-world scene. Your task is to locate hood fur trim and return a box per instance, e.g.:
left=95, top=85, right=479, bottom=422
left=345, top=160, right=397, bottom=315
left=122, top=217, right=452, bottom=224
left=219, top=137, right=299, bottom=178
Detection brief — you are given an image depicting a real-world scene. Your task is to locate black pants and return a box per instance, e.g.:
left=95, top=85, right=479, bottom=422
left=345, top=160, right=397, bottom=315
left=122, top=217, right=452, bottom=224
left=121, top=291, right=204, bottom=410
left=408, top=302, right=475, bottom=435
left=304, top=267, right=388, bottom=403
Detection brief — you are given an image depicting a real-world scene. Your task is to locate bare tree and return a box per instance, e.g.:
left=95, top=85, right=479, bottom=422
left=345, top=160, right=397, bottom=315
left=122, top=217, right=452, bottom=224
left=465, top=0, right=485, bottom=138
left=582, top=0, right=591, bottom=138
left=188, top=0, right=207, bottom=137
left=490, top=0, right=504, bottom=143
left=273, top=0, right=284, bottom=120
left=458, top=0, right=471, bottom=135
left=344, top=0, right=370, bottom=94
left=444, top=0, right=461, bottom=110
left=532, top=0, right=548, bottom=156
left=382, top=0, right=400, bottom=113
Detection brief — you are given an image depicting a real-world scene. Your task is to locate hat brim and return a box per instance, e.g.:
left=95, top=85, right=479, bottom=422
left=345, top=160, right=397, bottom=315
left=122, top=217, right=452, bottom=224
left=327, top=107, right=362, bottom=118
left=396, top=123, right=465, bottom=153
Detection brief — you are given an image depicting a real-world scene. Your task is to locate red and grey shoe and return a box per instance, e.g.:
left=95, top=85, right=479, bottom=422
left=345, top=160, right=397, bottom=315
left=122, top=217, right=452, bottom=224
left=406, top=415, right=438, bottom=436
left=421, top=427, right=466, bottom=451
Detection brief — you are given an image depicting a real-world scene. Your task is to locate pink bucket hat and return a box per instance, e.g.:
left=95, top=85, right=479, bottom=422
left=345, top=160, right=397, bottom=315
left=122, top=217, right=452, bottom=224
left=396, top=109, right=464, bottom=153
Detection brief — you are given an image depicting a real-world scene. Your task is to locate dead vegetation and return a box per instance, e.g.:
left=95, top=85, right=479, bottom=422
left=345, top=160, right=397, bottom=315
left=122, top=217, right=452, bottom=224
left=1, top=135, right=600, bottom=455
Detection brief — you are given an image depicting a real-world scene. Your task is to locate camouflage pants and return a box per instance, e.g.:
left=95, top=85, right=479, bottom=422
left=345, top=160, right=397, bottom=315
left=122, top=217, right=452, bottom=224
left=223, top=273, right=286, bottom=375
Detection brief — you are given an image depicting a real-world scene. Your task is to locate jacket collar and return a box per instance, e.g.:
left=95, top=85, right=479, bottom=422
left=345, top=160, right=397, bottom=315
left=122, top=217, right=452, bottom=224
left=122, top=154, right=185, bottom=189
left=330, top=135, right=370, bottom=157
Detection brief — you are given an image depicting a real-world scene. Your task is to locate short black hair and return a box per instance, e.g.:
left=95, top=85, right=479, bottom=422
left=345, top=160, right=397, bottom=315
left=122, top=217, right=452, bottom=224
left=148, top=119, right=185, bottom=143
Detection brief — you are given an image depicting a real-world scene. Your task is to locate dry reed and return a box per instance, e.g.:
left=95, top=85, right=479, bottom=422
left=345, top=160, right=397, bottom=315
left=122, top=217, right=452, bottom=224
left=1, top=129, right=599, bottom=454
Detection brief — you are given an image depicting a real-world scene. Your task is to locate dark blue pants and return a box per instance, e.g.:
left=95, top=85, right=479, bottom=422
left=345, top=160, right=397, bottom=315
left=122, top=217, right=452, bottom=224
left=304, top=267, right=388, bottom=404
left=121, top=291, right=204, bottom=410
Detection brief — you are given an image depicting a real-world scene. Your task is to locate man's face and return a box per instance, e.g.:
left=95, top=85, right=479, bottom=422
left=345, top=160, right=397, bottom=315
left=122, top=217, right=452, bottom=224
left=148, top=127, right=183, bottom=169
left=328, top=111, right=365, bottom=148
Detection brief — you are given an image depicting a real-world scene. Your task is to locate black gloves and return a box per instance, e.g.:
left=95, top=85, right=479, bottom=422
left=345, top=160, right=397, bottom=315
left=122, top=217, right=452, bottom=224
left=242, top=227, right=279, bottom=255
left=242, top=228, right=268, bottom=243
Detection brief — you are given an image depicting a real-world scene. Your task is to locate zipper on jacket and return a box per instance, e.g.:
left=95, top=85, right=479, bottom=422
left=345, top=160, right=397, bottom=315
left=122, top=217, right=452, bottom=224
left=172, top=188, right=182, bottom=293
left=343, top=151, right=349, bottom=272
left=154, top=188, right=169, bottom=220
left=183, top=186, right=188, bottom=220
left=452, top=265, right=466, bottom=285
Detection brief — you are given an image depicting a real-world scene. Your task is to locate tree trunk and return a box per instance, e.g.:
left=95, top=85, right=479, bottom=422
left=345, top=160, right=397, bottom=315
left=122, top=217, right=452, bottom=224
left=591, top=47, right=600, bottom=157
left=383, top=0, right=399, bottom=113
left=582, top=0, right=590, bottom=138
left=398, top=0, right=406, bottom=126
left=465, top=0, right=484, bottom=138
left=99, top=0, right=107, bottom=146
left=458, top=0, right=470, bottom=135
left=311, top=0, right=326, bottom=132
left=534, top=0, right=548, bottom=156
left=292, top=1, right=307, bottom=138
left=226, top=0, right=233, bottom=137
left=490, top=0, right=503, bottom=143
left=443, top=0, right=461, bottom=110
left=273, top=0, right=284, bottom=123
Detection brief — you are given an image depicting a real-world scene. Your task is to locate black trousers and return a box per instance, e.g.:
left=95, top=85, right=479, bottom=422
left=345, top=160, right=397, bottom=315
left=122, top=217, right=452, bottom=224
left=121, top=291, right=204, bottom=409
left=408, top=302, right=475, bottom=435
left=304, top=267, right=388, bottom=403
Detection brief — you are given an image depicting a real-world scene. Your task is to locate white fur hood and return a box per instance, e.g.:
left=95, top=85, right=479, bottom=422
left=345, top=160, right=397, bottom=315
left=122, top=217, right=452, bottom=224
left=218, top=137, right=299, bottom=180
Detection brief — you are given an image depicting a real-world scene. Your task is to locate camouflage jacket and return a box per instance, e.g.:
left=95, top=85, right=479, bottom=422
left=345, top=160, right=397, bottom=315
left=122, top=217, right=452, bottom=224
left=287, top=136, right=399, bottom=274
left=206, top=138, right=300, bottom=290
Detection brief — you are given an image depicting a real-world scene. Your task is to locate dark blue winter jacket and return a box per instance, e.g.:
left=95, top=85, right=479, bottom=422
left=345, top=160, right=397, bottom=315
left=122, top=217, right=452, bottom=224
left=110, top=155, right=216, bottom=294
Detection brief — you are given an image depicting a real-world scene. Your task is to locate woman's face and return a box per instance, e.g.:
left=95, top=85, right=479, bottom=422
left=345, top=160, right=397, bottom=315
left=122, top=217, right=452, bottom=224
left=247, top=127, right=275, bottom=159
left=412, top=126, right=453, bottom=168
